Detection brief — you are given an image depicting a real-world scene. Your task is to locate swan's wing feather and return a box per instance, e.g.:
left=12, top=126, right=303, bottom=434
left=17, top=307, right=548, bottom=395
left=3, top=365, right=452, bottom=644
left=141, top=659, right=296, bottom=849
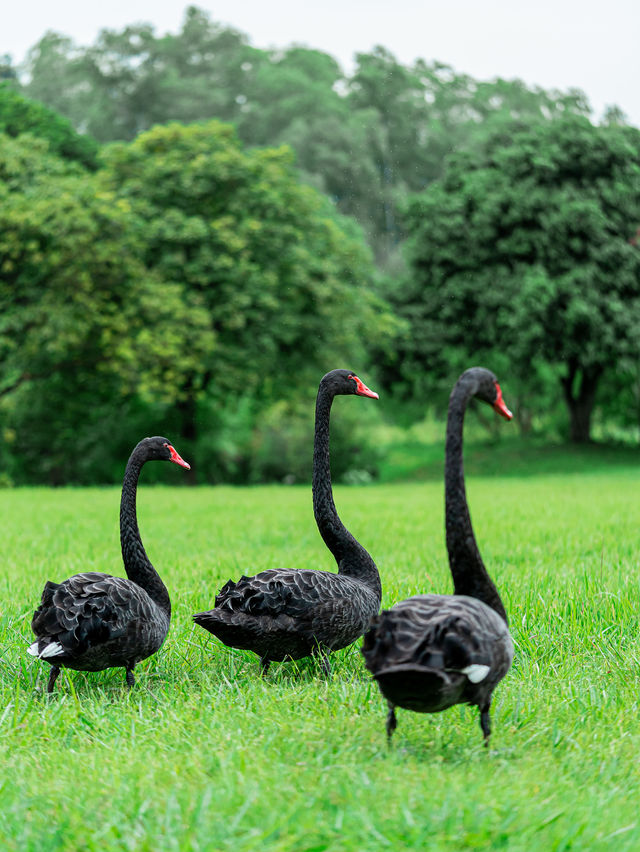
left=213, top=569, right=348, bottom=619
left=195, top=569, right=379, bottom=657
left=31, top=573, right=154, bottom=658
left=361, top=594, right=512, bottom=713
left=362, top=594, right=512, bottom=678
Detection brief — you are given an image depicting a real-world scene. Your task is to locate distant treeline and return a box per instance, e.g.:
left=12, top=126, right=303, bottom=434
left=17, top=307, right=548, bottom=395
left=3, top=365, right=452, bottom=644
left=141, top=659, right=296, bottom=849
left=1, top=7, right=639, bottom=485
left=2, top=6, right=596, bottom=265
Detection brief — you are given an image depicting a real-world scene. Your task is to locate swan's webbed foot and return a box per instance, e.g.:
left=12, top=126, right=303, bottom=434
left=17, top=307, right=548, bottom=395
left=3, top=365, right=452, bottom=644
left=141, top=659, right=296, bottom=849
left=479, top=704, right=491, bottom=746
left=47, top=665, right=60, bottom=694
left=260, top=657, right=271, bottom=676
left=386, top=703, right=397, bottom=743
left=125, top=667, right=136, bottom=688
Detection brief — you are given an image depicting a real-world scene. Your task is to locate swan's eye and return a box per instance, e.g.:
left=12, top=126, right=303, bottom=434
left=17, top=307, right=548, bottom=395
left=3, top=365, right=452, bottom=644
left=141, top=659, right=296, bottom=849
left=163, top=442, right=168, bottom=448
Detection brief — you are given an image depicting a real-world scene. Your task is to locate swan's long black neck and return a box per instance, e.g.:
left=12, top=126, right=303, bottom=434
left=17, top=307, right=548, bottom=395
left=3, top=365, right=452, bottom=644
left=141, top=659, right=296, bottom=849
left=445, top=377, right=507, bottom=623
left=312, top=383, right=381, bottom=599
left=120, top=446, right=171, bottom=617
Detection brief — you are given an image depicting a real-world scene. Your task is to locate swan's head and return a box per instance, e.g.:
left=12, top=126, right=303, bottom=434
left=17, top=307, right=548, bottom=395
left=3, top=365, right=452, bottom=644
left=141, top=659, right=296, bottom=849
left=463, top=368, right=513, bottom=420
left=321, top=369, right=379, bottom=399
left=140, top=436, right=191, bottom=469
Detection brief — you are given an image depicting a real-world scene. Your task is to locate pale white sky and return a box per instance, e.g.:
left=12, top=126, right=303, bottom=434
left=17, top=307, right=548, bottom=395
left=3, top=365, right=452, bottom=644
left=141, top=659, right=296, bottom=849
left=3, top=0, right=639, bottom=126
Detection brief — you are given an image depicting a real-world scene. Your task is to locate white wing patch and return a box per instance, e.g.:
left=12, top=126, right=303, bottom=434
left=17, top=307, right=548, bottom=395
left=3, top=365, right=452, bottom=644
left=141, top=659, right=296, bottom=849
left=28, top=641, right=64, bottom=658
left=461, top=663, right=490, bottom=683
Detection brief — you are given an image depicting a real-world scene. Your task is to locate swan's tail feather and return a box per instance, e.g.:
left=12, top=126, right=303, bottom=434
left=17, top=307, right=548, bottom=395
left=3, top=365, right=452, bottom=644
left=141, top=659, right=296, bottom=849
left=27, top=640, right=64, bottom=659
left=362, top=610, right=492, bottom=712
left=372, top=663, right=465, bottom=713
left=460, top=663, right=490, bottom=683
left=193, top=610, right=267, bottom=651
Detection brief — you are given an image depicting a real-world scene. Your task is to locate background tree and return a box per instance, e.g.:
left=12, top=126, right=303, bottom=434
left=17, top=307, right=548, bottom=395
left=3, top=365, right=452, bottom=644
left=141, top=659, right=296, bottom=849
left=394, top=116, right=640, bottom=442
left=233, top=46, right=386, bottom=250
left=0, top=55, right=16, bottom=80
left=0, top=132, right=213, bottom=483
left=19, top=7, right=594, bottom=267
left=5, top=12, right=638, bottom=483
left=0, top=84, right=98, bottom=168
left=99, top=120, right=396, bottom=479
left=22, top=9, right=255, bottom=142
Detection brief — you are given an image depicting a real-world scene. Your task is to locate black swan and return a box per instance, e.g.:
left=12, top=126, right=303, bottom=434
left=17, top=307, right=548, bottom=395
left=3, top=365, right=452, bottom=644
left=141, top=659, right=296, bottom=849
left=193, top=369, right=381, bottom=674
left=28, top=436, right=190, bottom=692
left=362, top=367, right=513, bottom=744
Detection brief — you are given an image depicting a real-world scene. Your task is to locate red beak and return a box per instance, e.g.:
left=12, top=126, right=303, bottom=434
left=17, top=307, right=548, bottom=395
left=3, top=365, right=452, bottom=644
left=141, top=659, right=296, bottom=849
left=168, top=445, right=191, bottom=469
left=351, top=375, right=379, bottom=399
left=493, top=383, right=513, bottom=420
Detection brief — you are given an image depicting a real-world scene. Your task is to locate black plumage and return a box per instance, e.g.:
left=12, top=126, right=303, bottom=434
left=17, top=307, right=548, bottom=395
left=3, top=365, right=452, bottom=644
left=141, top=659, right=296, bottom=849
left=28, top=436, right=190, bottom=691
left=193, top=369, right=381, bottom=674
left=362, top=367, right=514, bottom=743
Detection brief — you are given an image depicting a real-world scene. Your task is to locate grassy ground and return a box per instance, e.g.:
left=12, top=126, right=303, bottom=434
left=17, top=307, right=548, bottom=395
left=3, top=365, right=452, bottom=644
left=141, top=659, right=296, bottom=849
left=1, top=452, right=640, bottom=850
left=377, top=433, right=640, bottom=482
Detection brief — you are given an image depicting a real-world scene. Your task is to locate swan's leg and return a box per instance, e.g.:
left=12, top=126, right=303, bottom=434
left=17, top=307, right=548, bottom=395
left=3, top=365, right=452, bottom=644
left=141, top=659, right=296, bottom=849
left=47, top=665, right=60, bottom=693
left=260, top=657, right=271, bottom=676
left=125, top=667, right=136, bottom=688
left=479, top=703, right=491, bottom=746
left=386, top=702, right=397, bottom=742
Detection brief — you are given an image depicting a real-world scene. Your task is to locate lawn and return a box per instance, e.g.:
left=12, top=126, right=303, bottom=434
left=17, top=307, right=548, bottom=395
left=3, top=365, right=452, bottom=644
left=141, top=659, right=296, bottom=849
left=1, top=454, right=640, bottom=850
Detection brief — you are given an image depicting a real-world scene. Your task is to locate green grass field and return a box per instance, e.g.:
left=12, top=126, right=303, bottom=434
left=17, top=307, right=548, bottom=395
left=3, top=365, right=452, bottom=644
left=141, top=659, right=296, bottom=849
left=2, top=454, right=640, bottom=850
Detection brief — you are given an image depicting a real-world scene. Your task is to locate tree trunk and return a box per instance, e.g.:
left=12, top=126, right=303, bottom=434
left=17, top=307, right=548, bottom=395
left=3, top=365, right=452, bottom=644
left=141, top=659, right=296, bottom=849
left=561, top=363, right=602, bottom=443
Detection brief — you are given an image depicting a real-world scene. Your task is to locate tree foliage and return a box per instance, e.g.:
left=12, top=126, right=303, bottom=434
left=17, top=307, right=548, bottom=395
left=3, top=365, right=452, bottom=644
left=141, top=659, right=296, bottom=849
left=396, top=117, right=640, bottom=441
left=0, top=84, right=98, bottom=168
left=19, top=7, right=593, bottom=265
left=98, top=121, right=395, bottom=476
left=3, top=16, right=639, bottom=482
left=0, top=132, right=213, bottom=482
left=0, top=113, right=394, bottom=483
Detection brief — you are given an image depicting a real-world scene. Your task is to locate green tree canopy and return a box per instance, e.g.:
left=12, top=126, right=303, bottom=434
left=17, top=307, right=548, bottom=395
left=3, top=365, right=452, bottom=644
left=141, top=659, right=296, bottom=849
left=0, top=83, right=98, bottom=168
left=395, top=116, right=640, bottom=442
left=22, top=9, right=255, bottom=143
left=99, top=120, right=395, bottom=473
left=0, top=132, right=213, bottom=482
left=19, top=8, right=594, bottom=266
